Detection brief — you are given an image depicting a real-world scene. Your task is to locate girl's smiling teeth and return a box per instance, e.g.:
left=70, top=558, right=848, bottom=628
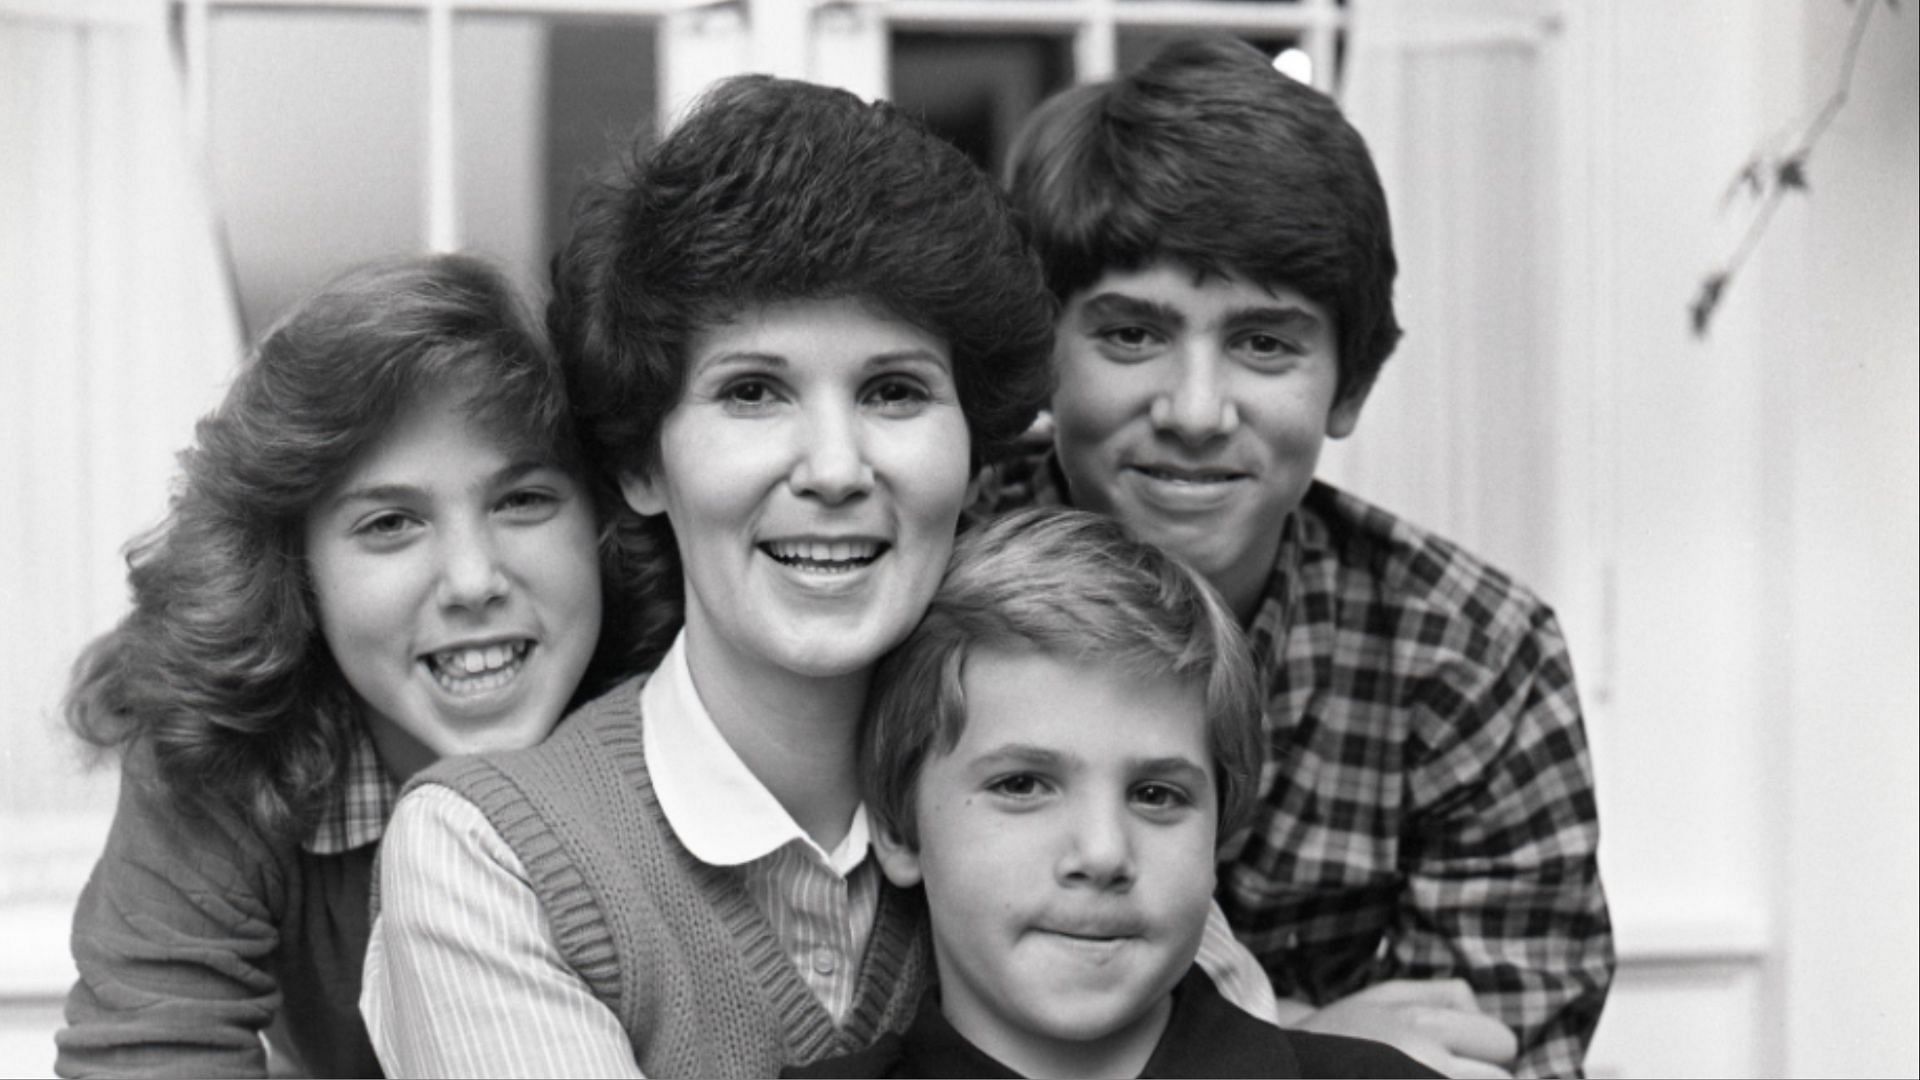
left=424, top=641, right=532, bottom=694
left=760, top=539, right=888, bottom=572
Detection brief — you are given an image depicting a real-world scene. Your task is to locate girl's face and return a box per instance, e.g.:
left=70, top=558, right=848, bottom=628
left=621, top=296, right=971, bottom=687
left=304, top=390, right=602, bottom=780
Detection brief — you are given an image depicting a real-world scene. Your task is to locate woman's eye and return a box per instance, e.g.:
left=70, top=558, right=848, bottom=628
left=865, top=377, right=931, bottom=413
left=721, top=378, right=782, bottom=410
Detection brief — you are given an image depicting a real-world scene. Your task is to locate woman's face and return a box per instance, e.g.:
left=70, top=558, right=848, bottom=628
left=304, top=390, right=602, bottom=780
left=621, top=296, right=971, bottom=684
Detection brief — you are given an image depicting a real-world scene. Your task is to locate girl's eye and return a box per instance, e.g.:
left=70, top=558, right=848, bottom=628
left=498, top=489, right=561, bottom=520
left=354, top=512, right=420, bottom=543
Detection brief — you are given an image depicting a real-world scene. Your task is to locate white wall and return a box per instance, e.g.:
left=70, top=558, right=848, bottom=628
left=1325, top=1, right=1918, bottom=1075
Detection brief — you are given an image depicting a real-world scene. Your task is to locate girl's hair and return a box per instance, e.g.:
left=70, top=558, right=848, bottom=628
left=66, top=253, right=631, bottom=837
left=548, top=75, right=1059, bottom=673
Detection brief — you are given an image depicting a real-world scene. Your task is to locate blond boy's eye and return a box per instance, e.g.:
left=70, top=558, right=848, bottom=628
left=988, top=774, right=1044, bottom=798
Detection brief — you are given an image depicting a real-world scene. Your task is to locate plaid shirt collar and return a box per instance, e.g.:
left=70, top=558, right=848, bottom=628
left=304, top=726, right=397, bottom=855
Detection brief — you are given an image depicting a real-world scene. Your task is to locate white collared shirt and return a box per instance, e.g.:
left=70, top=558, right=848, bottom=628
left=362, top=635, right=879, bottom=1078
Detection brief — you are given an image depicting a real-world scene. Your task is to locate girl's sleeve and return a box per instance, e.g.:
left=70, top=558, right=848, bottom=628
left=56, top=770, right=284, bottom=1078
left=362, top=783, right=645, bottom=1078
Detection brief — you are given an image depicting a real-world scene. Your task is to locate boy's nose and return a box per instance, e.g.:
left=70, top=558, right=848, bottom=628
left=1057, top=803, right=1136, bottom=890
left=1150, top=348, right=1240, bottom=444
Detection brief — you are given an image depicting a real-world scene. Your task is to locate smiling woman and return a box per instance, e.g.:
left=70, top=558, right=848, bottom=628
left=53, top=254, right=637, bottom=1079
left=359, top=75, right=1058, bottom=1078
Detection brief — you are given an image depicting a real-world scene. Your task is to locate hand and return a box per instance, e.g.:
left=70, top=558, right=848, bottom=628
left=1294, top=979, right=1518, bottom=1079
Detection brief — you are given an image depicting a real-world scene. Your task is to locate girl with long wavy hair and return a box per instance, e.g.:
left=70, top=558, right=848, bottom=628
left=55, top=253, right=634, bottom=1078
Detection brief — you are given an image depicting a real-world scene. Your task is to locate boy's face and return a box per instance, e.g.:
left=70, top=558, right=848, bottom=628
left=874, top=647, right=1217, bottom=1074
left=1051, top=259, right=1366, bottom=618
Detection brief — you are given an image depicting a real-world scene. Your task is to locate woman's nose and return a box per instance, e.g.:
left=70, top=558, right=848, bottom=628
left=789, top=403, right=875, bottom=503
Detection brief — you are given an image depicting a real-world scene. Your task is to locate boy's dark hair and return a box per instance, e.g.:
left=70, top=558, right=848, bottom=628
left=548, top=74, right=1057, bottom=670
left=862, top=507, right=1265, bottom=850
left=1007, top=35, right=1401, bottom=403
left=66, top=254, right=636, bottom=837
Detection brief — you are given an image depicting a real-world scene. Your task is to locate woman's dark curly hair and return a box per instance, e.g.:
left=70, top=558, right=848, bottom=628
left=548, top=75, right=1058, bottom=672
left=67, top=253, right=641, bottom=838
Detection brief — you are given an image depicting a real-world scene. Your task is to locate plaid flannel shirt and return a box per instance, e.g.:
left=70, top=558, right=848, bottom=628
left=305, top=727, right=397, bottom=856
left=973, top=453, right=1614, bottom=1078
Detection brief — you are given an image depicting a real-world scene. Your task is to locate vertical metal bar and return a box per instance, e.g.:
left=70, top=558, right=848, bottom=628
left=1303, top=0, right=1339, bottom=94
left=425, top=0, right=457, bottom=252
left=181, top=0, right=211, bottom=155
left=1075, top=0, right=1117, bottom=83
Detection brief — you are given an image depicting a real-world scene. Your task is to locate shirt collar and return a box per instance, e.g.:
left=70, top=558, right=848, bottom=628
left=643, top=632, right=871, bottom=874
left=304, top=724, right=396, bottom=854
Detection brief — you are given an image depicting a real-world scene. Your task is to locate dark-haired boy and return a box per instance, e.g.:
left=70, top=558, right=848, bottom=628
left=791, top=508, right=1437, bottom=1079
left=987, top=37, right=1614, bottom=1078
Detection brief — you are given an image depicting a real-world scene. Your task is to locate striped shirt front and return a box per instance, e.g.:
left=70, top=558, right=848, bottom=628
left=363, top=635, right=879, bottom=1077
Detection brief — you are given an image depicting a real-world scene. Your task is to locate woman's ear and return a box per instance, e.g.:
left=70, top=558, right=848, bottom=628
left=870, top=821, right=924, bottom=889
left=618, top=471, right=666, bottom=517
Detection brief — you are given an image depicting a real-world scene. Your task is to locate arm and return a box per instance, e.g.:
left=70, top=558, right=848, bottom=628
left=56, top=768, right=283, bottom=1078
left=362, top=784, right=645, bottom=1078
left=1385, top=608, right=1613, bottom=1078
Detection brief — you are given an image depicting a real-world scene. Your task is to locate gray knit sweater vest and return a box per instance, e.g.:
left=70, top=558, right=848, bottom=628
left=412, top=677, right=931, bottom=1076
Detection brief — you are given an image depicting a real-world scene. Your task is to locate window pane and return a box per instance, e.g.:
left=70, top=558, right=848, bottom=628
left=889, top=33, right=1072, bottom=174
left=455, top=14, right=658, bottom=299
left=206, top=9, right=426, bottom=338
left=1116, top=29, right=1299, bottom=76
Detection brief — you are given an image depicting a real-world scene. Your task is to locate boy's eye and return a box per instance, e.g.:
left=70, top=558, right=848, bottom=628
left=1236, top=331, right=1301, bottom=367
left=1131, top=782, right=1192, bottom=811
left=986, top=773, right=1049, bottom=800
left=1097, top=324, right=1163, bottom=359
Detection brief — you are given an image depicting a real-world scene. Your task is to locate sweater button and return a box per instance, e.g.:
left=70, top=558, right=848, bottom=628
left=811, top=947, right=837, bottom=976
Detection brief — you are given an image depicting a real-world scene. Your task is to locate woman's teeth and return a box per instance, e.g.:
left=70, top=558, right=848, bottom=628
left=763, top=540, right=883, bottom=571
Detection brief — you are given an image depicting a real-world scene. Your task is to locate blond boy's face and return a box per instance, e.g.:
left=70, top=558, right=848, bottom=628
left=874, top=647, right=1217, bottom=1075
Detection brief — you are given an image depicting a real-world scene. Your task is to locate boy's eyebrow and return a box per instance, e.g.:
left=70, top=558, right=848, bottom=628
left=1077, top=292, right=1187, bottom=329
left=1131, top=755, right=1210, bottom=778
left=968, top=743, right=1074, bottom=770
left=1221, top=304, right=1323, bottom=334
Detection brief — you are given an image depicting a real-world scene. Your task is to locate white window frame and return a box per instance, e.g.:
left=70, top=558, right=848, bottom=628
left=168, top=0, right=1344, bottom=255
